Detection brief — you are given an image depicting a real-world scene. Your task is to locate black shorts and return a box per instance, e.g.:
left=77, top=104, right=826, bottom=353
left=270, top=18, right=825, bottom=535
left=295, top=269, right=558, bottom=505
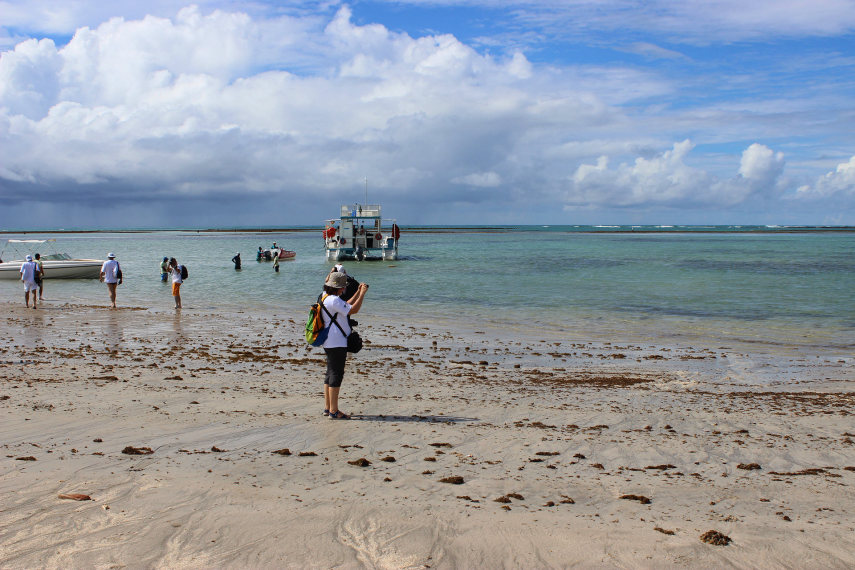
left=324, top=347, right=348, bottom=388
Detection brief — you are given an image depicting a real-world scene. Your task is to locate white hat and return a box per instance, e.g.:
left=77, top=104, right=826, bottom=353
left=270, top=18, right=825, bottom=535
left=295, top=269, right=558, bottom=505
left=25, top=255, right=33, bottom=261
left=107, top=252, right=116, bottom=258
left=333, top=264, right=346, bottom=274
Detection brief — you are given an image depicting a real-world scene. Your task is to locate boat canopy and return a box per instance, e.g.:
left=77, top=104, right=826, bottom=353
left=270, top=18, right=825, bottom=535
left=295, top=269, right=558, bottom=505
left=7, top=239, right=55, bottom=244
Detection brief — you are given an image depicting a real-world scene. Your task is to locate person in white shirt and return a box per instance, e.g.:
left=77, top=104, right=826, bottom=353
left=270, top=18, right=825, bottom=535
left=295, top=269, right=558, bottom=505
left=99, top=253, right=121, bottom=309
left=321, top=271, right=368, bottom=419
left=19, top=254, right=40, bottom=309
left=168, top=257, right=183, bottom=309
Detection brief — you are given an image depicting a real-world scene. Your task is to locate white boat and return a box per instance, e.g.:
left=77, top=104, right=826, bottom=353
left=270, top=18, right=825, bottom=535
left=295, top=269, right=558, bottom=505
left=324, top=204, right=400, bottom=261
left=0, top=239, right=103, bottom=280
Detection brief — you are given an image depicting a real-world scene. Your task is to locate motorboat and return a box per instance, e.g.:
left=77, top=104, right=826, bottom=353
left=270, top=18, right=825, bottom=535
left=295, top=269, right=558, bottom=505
left=256, top=245, right=296, bottom=262
left=0, top=239, right=103, bottom=279
left=323, top=204, right=400, bottom=261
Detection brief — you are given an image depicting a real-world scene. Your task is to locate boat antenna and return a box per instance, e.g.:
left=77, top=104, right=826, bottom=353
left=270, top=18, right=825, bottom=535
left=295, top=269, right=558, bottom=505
left=364, top=177, right=368, bottom=205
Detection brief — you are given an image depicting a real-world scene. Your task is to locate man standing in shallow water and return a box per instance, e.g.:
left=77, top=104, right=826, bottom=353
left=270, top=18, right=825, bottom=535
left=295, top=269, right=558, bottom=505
left=20, top=254, right=40, bottom=309
left=100, top=253, right=121, bottom=309
left=33, top=253, right=46, bottom=301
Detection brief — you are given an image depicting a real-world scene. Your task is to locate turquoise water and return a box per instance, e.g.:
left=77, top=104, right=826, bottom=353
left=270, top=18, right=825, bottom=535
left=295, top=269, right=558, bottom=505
left=1, top=227, right=853, bottom=349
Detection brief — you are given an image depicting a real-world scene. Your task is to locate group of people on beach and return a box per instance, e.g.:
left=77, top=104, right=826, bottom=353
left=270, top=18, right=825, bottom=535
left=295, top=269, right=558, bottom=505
left=18, top=253, right=45, bottom=309
left=105, top=255, right=186, bottom=309
left=20, top=248, right=369, bottom=420
left=18, top=251, right=187, bottom=310
left=97, top=253, right=185, bottom=309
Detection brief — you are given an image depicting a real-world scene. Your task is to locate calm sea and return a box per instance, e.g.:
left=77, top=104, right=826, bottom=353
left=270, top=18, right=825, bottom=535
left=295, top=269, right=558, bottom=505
left=2, top=226, right=853, bottom=350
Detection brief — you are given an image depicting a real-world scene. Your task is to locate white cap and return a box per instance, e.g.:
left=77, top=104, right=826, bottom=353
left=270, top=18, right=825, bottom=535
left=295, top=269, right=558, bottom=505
left=334, top=264, right=346, bottom=274
left=25, top=255, right=33, bottom=261
left=107, top=252, right=116, bottom=258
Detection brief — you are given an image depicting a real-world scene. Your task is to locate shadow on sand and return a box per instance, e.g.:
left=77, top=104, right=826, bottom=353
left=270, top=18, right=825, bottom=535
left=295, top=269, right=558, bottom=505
left=350, top=414, right=479, bottom=424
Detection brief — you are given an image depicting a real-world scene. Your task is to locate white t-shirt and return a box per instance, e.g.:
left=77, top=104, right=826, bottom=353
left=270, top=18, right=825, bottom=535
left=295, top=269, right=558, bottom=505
left=171, top=266, right=183, bottom=284
left=101, top=259, right=119, bottom=283
left=321, top=294, right=351, bottom=349
left=20, top=261, right=38, bottom=283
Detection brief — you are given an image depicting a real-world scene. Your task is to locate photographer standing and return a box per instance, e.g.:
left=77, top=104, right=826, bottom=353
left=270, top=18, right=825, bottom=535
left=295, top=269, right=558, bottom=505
left=321, top=271, right=368, bottom=420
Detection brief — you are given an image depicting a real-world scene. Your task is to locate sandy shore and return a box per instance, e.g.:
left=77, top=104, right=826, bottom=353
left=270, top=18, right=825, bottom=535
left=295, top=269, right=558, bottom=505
left=1, top=301, right=854, bottom=568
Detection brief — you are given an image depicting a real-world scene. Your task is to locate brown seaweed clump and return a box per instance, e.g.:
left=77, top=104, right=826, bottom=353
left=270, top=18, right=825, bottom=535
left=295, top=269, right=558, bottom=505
left=700, top=530, right=732, bottom=546
left=737, top=463, right=761, bottom=470
left=620, top=494, right=651, bottom=504
left=272, top=448, right=291, bottom=456
left=439, top=476, right=465, bottom=484
left=348, top=458, right=371, bottom=467
left=122, top=446, right=153, bottom=455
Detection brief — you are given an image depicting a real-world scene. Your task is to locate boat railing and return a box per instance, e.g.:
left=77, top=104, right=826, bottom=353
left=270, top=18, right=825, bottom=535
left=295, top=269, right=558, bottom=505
left=341, top=204, right=382, bottom=218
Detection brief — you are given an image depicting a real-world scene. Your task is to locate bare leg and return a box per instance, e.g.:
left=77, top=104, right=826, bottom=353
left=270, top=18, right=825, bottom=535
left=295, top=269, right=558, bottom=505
left=328, top=386, right=340, bottom=413
left=107, top=283, right=117, bottom=308
left=25, top=290, right=30, bottom=308
left=324, top=385, right=331, bottom=411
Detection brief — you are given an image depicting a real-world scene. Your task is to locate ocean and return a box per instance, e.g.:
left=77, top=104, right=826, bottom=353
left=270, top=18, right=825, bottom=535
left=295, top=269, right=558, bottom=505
left=1, top=226, right=853, bottom=351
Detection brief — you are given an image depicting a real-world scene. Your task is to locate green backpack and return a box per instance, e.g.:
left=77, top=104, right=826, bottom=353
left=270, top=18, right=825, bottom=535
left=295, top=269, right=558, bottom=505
left=305, top=294, right=330, bottom=346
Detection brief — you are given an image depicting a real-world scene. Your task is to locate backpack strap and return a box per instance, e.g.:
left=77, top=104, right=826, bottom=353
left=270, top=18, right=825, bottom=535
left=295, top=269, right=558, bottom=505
left=318, top=294, right=349, bottom=338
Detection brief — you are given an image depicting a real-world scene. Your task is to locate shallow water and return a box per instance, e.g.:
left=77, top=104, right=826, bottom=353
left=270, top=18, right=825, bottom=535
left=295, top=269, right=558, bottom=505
left=1, top=227, right=853, bottom=350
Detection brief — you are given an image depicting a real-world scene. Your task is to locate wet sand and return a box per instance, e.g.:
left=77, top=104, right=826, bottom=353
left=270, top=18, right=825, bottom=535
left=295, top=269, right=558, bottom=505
left=1, top=301, right=854, bottom=568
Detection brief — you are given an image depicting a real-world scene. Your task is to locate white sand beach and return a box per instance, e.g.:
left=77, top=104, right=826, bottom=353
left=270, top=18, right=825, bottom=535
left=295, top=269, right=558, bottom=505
left=1, top=301, right=854, bottom=568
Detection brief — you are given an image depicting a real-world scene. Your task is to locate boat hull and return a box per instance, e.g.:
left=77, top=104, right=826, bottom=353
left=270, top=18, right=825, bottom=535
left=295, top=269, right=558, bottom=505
left=326, top=247, right=397, bottom=262
left=0, top=260, right=103, bottom=280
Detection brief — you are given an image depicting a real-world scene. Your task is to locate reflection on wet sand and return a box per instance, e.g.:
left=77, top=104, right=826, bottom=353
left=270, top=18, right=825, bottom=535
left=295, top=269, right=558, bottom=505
left=172, top=310, right=184, bottom=341
left=104, top=312, right=123, bottom=352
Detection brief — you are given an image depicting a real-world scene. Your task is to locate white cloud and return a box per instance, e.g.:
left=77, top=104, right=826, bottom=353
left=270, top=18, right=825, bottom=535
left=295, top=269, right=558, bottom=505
left=621, top=42, right=687, bottom=61
left=0, top=5, right=612, bottom=207
left=739, top=143, right=785, bottom=188
left=567, top=140, right=787, bottom=209
left=796, top=156, right=855, bottom=199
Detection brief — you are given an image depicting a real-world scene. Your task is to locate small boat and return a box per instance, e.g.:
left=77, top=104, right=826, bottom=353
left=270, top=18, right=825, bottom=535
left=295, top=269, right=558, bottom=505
left=273, top=248, right=296, bottom=260
left=324, top=204, right=400, bottom=261
left=256, top=246, right=296, bottom=262
left=0, top=239, right=103, bottom=279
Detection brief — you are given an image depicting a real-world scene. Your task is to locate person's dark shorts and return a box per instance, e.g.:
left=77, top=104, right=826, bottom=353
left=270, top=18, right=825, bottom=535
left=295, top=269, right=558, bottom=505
left=324, top=347, right=348, bottom=388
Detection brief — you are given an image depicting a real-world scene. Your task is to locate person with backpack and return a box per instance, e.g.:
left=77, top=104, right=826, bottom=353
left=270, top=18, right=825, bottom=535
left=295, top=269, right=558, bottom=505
left=20, top=254, right=41, bottom=309
left=99, top=252, right=121, bottom=309
left=167, top=257, right=185, bottom=309
left=320, top=271, right=368, bottom=420
left=34, top=253, right=45, bottom=301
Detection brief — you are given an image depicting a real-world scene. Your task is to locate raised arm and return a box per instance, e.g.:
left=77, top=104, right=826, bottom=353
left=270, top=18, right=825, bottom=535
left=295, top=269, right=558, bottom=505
left=346, top=283, right=369, bottom=315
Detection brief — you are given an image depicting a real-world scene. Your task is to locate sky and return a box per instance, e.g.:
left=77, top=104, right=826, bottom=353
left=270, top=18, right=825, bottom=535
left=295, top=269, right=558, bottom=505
left=1, top=0, right=854, bottom=229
